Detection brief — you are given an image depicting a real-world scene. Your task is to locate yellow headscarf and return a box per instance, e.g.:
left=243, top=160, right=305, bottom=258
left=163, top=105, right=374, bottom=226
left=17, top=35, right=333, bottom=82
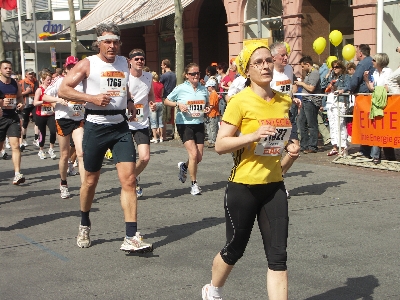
left=235, top=39, right=269, bottom=78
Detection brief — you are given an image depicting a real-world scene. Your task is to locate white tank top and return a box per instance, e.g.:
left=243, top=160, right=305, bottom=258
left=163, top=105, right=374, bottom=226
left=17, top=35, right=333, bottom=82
left=46, top=76, right=85, bottom=121
left=128, top=71, right=152, bottom=130
left=84, top=55, right=129, bottom=124
left=271, top=65, right=294, bottom=96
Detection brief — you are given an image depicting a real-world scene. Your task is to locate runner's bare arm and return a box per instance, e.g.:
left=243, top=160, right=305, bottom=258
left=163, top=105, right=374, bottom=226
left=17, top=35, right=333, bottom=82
left=16, top=82, right=24, bottom=109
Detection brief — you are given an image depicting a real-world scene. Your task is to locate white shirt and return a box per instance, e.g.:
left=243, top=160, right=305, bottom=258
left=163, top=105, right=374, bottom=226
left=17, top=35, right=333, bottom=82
left=372, top=67, right=392, bottom=88
left=387, top=67, right=400, bottom=94
left=227, top=76, right=246, bottom=97
left=270, top=65, right=294, bottom=96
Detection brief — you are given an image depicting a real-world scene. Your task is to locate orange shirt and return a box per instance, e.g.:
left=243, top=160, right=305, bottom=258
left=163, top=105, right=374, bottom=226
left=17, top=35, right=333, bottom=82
left=208, top=90, right=220, bottom=118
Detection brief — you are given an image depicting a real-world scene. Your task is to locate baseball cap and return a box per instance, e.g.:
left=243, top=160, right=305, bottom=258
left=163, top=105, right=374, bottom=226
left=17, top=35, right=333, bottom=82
left=65, top=56, right=79, bottom=67
left=25, top=68, right=34, bottom=74
left=205, top=79, right=217, bottom=87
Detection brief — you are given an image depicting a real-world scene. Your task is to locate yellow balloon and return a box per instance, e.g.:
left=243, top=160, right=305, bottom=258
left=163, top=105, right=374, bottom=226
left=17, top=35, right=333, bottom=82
left=313, top=37, right=326, bottom=55
left=284, top=42, right=291, bottom=55
left=342, top=44, right=356, bottom=61
left=326, top=56, right=338, bottom=69
left=329, top=30, right=343, bottom=47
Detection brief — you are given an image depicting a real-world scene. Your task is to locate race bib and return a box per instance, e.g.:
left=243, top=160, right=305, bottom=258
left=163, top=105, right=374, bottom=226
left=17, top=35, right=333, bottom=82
left=99, top=71, right=127, bottom=98
left=254, top=118, right=292, bottom=156
left=68, top=102, right=85, bottom=118
left=28, top=94, right=35, bottom=105
left=135, top=104, right=144, bottom=122
left=40, top=103, right=54, bottom=116
left=274, top=79, right=292, bottom=95
left=3, top=95, right=17, bottom=109
left=187, top=100, right=205, bottom=118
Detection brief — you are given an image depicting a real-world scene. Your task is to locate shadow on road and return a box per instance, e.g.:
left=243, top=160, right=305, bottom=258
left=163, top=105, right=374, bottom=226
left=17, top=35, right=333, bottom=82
left=289, top=181, right=347, bottom=197
left=304, top=275, right=379, bottom=300
left=151, top=180, right=227, bottom=199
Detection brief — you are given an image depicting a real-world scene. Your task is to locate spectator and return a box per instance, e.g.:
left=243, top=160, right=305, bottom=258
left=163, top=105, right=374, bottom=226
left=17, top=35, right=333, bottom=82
left=160, top=59, right=177, bottom=140
left=149, top=71, right=164, bottom=143
left=321, top=60, right=351, bottom=156
left=295, top=55, right=323, bottom=153
left=204, top=78, right=219, bottom=148
left=363, top=53, right=395, bottom=164
left=216, top=62, right=228, bottom=116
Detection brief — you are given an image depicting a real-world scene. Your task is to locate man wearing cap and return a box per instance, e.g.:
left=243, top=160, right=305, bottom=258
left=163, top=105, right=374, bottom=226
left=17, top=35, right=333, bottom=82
left=20, top=68, right=38, bottom=147
left=0, top=60, right=26, bottom=185
left=160, top=59, right=176, bottom=139
left=43, top=55, right=83, bottom=199
left=127, top=48, right=155, bottom=198
left=59, top=23, right=152, bottom=253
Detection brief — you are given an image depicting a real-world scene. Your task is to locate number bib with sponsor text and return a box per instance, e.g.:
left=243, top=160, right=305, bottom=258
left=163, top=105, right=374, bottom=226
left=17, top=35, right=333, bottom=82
left=99, top=71, right=127, bottom=98
left=254, top=118, right=292, bottom=156
left=187, top=100, right=205, bottom=118
left=68, top=102, right=85, bottom=118
left=3, top=94, right=17, bottom=109
left=40, top=103, right=54, bottom=116
left=135, top=104, right=144, bottom=122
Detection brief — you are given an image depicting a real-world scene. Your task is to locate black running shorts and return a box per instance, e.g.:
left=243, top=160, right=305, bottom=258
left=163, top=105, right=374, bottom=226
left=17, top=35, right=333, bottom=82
left=176, top=123, right=205, bottom=144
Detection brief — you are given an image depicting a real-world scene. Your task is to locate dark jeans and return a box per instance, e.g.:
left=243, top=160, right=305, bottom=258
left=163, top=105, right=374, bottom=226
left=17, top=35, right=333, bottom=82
left=297, top=100, right=319, bottom=151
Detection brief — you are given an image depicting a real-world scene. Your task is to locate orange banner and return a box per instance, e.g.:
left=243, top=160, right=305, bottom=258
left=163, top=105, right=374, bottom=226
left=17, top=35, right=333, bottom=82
left=352, top=95, right=400, bottom=148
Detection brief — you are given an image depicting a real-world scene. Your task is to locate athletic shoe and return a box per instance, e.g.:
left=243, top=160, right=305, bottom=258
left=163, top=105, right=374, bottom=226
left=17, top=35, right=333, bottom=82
left=19, top=144, right=25, bottom=151
left=136, top=185, right=143, bottom=198
left=1, top=150, right=8, bottom=160
left=38, top=150, right=46, bottom=159
left=286, top=189, right=291, bottom=199
left=190, top=183, right=202, bottom=195
left=120, top=232, right=153, bottom=252
left=178, top=162, right=187, bottom=183
left=48, top=148, right=57, bottom=159
left=21, top=139, right=28, bottom=147
left=5, top=137, right=10, bottom=149
left=77, top=225, right=91, bottom=248
left=73, top=160, right=78, bottom=168
left=202, top=284, right=223, bottom=300
left=150, top=138, right=158, bottom=143
left=60, top=185, right=71, bottom=199
left=33, top=139, right=39, bottom=147
left=13, top=173, right=25, bottom=185
left=67, top=163, right=79, bottom=176
left=159, top=138, right=163, bottom=143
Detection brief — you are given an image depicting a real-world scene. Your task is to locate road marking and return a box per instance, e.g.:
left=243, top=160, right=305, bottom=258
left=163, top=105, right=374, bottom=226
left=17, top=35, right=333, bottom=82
left=17, top=234, right=69, bottom=262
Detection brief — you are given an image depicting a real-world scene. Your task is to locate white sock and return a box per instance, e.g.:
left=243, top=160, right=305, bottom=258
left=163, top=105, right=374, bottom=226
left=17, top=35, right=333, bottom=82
left=15, top=171, right=21, bottom=176
left=209, top=282, right=223, bottom=298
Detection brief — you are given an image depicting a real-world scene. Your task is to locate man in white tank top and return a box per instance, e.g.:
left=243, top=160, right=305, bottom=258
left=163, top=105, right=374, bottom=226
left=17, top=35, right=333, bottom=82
left=270, top=42, right=301, bottom=197
left=59, top=23, right=152, bottom=253
left=127, top=48, right=155, bottom=198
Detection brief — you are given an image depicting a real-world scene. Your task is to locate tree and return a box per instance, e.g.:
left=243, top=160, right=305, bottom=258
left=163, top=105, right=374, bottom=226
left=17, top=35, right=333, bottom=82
left=68, top=0, right=78, bottom=57
left=0, top=10, right=5, bottom=60
left=173, top=0, right=184, bottom=139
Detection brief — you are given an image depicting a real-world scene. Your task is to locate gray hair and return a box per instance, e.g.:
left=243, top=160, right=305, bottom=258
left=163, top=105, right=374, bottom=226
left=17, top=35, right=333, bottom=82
left=95, top=23, right=120, bottom=37
left=270, top=41, right=286, bottom=56
left=373, top=53, right=389, bottom=68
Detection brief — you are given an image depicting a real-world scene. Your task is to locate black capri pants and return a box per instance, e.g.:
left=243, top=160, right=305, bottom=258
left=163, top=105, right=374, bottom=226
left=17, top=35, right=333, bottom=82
left=21, top=105, right=36, bottom=129
left=35, top=115, right=56, bottom=147
left=220, top=181, right=288, bottom=271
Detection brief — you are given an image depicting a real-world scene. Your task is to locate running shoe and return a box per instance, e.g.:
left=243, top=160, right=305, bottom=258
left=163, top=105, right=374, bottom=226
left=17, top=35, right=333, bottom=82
left=1, top=150, right=8, bottom=160
left=21, top=139, right=28, bottom=147
left=67, top=163, right=79, bottom=176
left=19, top=144, right=25, bottom=151
left=286, top=189, right=291, bottom=199
left=202, top=284, right=223, bottom=300
left=33, top=139, right=39, bottom=147
left=77, top=225, right=91, bottom=248
left=159, top=138, right=163, bottom=143
left=13, top=173, right=25, bottom=185
left=73, top=160, right=78, bottom=168
left=5, top=137, right=10, bottom=149
left=38, top=150, right=46, bottom=159
left=136, top=185, right=143, bottom=198
left=60, top=185, right=71, bottom=199
left=120, top=232, right=153, bottom=252
left=178, top=162, right=187, bottom=183
left=48, top=148, right=57, bottom=159
left=150, top=138, right=158, bottom=143
left=190, top=183, right=202, bottom=195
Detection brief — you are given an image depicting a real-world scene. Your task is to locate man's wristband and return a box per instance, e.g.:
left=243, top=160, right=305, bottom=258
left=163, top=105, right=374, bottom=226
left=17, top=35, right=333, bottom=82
left=127, top=99, right=134, bottom=105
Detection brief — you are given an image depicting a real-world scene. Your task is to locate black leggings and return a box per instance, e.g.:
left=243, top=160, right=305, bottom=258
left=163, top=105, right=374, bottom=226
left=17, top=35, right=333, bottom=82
left=220, top=181, right=288, bottom=271
left=35, top=115, right=56, bottom=147
left=21, top=105, right=36, bottom=129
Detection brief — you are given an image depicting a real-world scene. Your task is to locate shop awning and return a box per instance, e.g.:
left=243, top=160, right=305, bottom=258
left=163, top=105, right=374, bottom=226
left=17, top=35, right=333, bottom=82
left=25, top=40, right=94, bottom=53
left=53, top=0, right=195, bottom=38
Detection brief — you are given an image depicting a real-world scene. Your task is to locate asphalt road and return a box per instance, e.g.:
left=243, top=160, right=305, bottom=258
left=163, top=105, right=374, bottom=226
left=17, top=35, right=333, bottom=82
left=1, top=137, right=399, bottom=299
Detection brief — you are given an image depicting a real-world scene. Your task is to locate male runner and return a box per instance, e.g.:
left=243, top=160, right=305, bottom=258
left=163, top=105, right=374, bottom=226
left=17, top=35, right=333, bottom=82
left=59, top=23, right=152, bottom=252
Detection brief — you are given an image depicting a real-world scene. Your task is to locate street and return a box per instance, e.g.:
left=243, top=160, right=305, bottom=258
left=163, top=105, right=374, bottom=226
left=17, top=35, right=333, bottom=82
left=1, top=139, right=399, bottom=300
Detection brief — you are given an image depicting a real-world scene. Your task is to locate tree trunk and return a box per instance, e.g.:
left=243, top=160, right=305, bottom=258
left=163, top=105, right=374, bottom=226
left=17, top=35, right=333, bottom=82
left=0, top=9, right=5, bottom=61
left=68, top=0, right=78, bottom=57
left=174, top=0, right=184, bottom=139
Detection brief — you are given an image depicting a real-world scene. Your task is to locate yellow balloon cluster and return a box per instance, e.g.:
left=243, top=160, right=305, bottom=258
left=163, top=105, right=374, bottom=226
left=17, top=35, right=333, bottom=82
left=329, top=30, right=343, bottom=47
left=342, top=44, right=356, bottom=61
left=313, top=37, right=326, bottom=55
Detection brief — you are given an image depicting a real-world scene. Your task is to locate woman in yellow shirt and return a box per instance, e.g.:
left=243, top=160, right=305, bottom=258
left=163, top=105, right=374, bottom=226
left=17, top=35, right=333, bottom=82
left=202, top=41, right=300, bottom=300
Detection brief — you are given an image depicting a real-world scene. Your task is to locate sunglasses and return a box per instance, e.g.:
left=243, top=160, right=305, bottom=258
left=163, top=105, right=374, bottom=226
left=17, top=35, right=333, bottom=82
left=332, top=66, right=339, bottom=69
left=134, top=57, right=145, bottom=62
left=372, top=59, right=376, bottom=62
left=187, top=72, right=201, bottom=76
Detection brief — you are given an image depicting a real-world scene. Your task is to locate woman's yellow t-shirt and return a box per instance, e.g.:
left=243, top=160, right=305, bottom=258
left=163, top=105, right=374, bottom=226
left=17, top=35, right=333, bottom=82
left=222, top=87, right=292, bottom=185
